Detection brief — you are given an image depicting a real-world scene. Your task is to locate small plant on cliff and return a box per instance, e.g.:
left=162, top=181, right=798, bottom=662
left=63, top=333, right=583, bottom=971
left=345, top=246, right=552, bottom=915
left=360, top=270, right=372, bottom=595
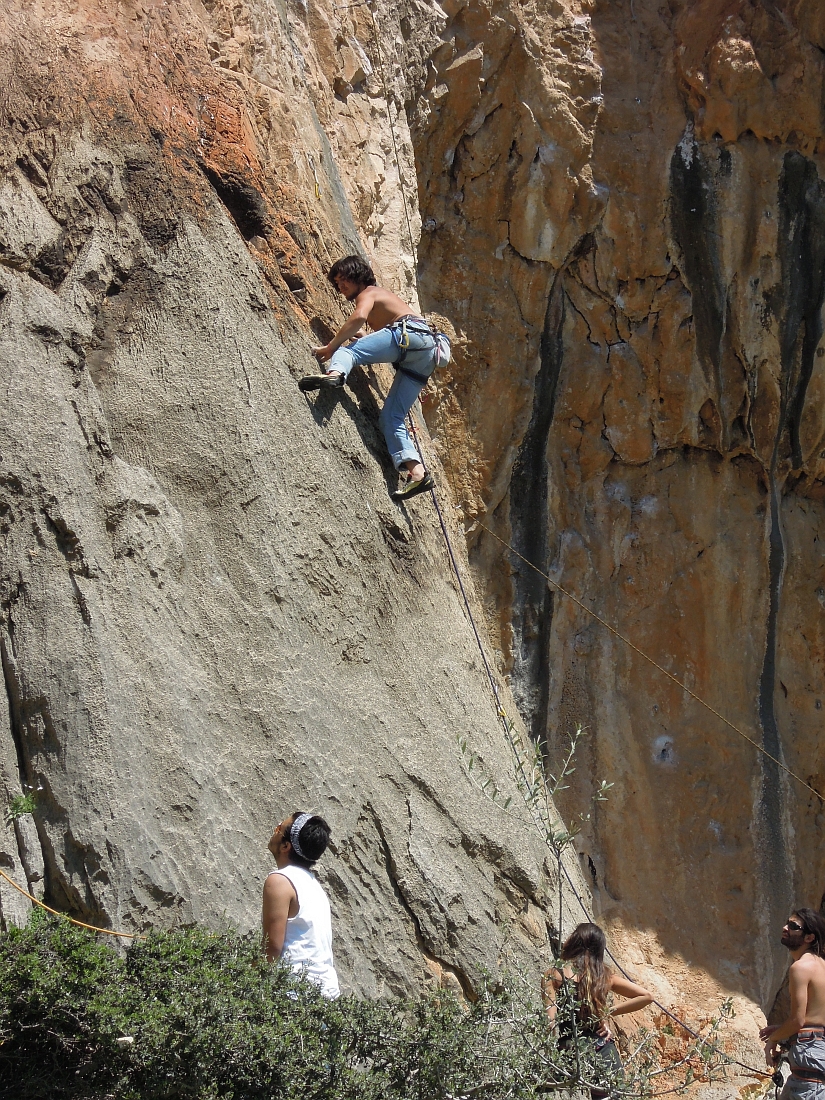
left=4, top=791, right=37, bottom=825
left=459, top=722, right=612, bottom=857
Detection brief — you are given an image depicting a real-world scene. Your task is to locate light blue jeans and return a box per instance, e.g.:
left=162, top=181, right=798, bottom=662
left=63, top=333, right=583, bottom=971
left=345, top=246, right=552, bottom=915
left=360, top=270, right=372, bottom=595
left=328, top=322, right=438, bottom=471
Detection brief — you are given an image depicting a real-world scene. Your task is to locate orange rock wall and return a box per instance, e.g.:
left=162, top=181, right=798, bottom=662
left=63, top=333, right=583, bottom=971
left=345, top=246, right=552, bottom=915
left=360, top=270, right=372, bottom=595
left=414, top=0, right=825, bottom=1016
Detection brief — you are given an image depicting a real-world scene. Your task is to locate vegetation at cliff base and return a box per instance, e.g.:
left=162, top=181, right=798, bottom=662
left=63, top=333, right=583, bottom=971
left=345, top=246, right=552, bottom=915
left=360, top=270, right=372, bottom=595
left=0, top=912, right=732, bottom=1100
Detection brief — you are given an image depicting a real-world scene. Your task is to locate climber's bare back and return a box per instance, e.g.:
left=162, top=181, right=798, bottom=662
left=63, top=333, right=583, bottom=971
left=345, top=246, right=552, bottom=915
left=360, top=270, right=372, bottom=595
left=336, top=278, right=417, bottom=331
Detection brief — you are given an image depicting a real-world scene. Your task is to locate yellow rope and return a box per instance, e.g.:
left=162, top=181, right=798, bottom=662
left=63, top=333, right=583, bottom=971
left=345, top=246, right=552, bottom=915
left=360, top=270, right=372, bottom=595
left=0, top=866, right=141, bottom=939
left=480, top=523, right=824, bottom=803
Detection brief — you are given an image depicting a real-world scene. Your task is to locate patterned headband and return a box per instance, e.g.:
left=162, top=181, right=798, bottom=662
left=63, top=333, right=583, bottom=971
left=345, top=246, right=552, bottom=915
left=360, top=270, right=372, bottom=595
left=290, top=813, right=313, bottom=860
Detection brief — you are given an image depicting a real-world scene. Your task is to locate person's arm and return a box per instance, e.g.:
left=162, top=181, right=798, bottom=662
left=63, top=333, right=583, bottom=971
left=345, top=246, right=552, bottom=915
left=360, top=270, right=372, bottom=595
left=541, top=968, right=562, bottom=1025
left=314, top=289, right=375, bottom=362
left=608, top=973, right=654, bottom=1017
left=261, top=873, right=297, bottom=962
left=761, top=960, right=810, bottom=1061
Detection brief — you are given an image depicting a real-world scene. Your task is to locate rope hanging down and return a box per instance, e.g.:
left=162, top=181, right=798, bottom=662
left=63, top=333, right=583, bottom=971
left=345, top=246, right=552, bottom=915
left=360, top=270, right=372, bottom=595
left=401, top=417, right=768, bottom=1081
left=480, top=524, right=823, bottom=805
left=363, top=5, right=773, bottom=1079
left=0, top=866, right=141, bottom=939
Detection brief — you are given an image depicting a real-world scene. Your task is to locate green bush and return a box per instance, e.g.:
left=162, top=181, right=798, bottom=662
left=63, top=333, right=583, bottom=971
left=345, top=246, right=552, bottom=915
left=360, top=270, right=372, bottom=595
left=0, top=912, right=724, bottom=1100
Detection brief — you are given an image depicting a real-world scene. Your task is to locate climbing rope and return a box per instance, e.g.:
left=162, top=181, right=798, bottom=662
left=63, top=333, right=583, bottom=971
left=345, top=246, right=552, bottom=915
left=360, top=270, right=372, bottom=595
left=480, top=523, right=823, bottom=805
left=364, top=1, right=418, bottom=259
left=0, top=866, right=141, bottom=939
left=401, top=416, right=770, bottom=1080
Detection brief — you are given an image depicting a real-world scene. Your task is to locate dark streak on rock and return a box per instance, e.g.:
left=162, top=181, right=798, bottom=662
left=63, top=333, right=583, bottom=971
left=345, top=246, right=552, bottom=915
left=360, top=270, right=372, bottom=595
left=752, top=152, right=825, bottom=963
left=757, top=472, right=788, bottom=934
left=123, top=149, right=182, bottom=249
left=777, top=152, right=825, bottom=470
left=69, top=574, right=92, bottom=627
left=669, top=138, right=726, bottom=441
left=368, top=806, right=476, bottom=1000
left=201, top=163, right=272, bottom=242
left=508, top=267, right=566, bottom=744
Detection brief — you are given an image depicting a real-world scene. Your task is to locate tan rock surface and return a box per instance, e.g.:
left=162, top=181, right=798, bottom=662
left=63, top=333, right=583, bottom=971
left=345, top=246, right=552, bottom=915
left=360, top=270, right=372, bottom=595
left=2, top=0, right=824, bottom=1084
left=0, top=0, right=591, bottom=1000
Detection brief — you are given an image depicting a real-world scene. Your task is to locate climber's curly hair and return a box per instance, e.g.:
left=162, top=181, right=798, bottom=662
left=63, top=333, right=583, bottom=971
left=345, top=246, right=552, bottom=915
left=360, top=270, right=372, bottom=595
left=328, top=255, right=376, bottom=289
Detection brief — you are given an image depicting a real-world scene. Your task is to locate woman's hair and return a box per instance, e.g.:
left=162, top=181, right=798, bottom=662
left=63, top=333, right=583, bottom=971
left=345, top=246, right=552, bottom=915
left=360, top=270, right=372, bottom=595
left=328, top=255, right=376, bottom=288
left=793, top=908, right=825, bottom=957
left=560, top=922, right=611, bottom=1020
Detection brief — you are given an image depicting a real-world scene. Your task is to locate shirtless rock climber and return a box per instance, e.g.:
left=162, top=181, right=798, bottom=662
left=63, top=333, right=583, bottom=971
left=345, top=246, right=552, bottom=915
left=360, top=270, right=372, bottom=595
left=298, top=255, right=450, bottom=501
left=761, top=908, right=825, bottom=1097
left=261, top=811, right=340, bottom=999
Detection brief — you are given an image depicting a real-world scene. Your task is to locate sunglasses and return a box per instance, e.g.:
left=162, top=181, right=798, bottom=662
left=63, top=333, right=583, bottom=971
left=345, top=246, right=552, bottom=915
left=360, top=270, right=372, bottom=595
left=786, top=920, right=803, bottom=932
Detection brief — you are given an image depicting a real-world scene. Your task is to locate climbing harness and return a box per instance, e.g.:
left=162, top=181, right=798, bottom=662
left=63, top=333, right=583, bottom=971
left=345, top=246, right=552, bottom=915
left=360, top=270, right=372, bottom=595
left=390, top=315, right=451, bottom=383
left=782, top=1029, right=825, bottom=1091
left=773, top=1066, right=786, bottom=1100
left=0, top=865, right=141, bottom=939
left=791, top=1067, right=825, bottom=1083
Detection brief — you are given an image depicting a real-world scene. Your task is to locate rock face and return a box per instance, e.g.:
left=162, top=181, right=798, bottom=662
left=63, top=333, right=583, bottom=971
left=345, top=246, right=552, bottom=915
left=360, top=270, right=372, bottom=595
left=413, top=0, right=825, bottom=1023
left=0, top=0, right=588, bottom=998
left=1, top=0, right=823, bottom=1059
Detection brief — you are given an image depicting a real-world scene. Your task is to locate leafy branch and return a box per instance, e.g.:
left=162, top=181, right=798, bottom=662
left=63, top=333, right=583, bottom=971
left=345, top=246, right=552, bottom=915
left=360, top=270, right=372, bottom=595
left=458, top=721, right=612, bottom=857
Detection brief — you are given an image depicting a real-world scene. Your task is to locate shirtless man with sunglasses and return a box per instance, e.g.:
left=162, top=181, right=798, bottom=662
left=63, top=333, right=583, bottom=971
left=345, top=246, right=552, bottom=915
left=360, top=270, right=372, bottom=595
left=761, top=908, right=825, bottom=1097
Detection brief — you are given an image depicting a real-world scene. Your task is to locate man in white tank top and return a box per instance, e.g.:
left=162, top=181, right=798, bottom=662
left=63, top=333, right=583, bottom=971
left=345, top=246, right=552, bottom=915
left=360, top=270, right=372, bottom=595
left=261, top=811, right=340, bottom=998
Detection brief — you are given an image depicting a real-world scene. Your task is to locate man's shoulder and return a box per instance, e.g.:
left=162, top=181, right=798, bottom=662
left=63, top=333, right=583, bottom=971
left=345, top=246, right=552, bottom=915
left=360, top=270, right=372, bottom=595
left=264, top=870, right=297, bottom=894
left=792, top=952, right=825, bottom=974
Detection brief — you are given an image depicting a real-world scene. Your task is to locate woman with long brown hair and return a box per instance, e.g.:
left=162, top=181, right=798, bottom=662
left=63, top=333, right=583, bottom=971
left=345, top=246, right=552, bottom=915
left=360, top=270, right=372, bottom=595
left=543, top=922, right=654, bottom=1097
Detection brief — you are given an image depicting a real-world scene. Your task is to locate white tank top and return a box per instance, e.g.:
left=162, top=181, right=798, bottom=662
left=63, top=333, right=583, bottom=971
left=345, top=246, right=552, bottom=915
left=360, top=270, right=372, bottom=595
left=269, top=864, right=340, bottom=998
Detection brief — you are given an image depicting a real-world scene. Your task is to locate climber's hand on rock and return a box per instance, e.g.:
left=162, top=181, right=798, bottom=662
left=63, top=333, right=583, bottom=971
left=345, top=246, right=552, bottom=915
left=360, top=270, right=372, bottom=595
left=759, top=1025, right=779, bottom=1042
left=313, top=345, right=333, bottom=363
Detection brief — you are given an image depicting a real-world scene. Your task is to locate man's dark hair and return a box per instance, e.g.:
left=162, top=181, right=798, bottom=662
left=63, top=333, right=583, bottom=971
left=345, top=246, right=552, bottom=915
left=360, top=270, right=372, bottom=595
left=328, top=255, right=376, bottom=289
left=793, top=908, right=825, bottom=956
left=287, top=811, right=331, bottom=868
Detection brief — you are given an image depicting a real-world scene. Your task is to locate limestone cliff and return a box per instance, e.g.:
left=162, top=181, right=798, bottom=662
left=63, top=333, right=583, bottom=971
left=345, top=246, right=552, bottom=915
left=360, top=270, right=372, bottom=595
left=1, top=0, right=823, bottom=1075
left=0, top=0, right=588, bottom=999
left=414, top=0, right=825, bottom=1028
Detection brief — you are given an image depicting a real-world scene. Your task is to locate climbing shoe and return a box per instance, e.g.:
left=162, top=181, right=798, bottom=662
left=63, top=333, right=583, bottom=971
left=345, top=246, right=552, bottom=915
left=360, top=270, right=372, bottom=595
left=298, top=373, right=345, bottom=392
left=391, top=472, right=434, bottom=501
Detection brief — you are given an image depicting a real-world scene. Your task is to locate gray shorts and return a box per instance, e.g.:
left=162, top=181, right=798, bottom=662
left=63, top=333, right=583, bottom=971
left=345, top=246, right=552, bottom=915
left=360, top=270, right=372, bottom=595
left=781, top=1035, right=825, bottom=1100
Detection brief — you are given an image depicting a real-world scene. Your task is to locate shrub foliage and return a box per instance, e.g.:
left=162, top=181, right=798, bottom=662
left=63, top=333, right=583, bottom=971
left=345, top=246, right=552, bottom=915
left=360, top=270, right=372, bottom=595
left=0, top=913, right=730, bottom=1100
